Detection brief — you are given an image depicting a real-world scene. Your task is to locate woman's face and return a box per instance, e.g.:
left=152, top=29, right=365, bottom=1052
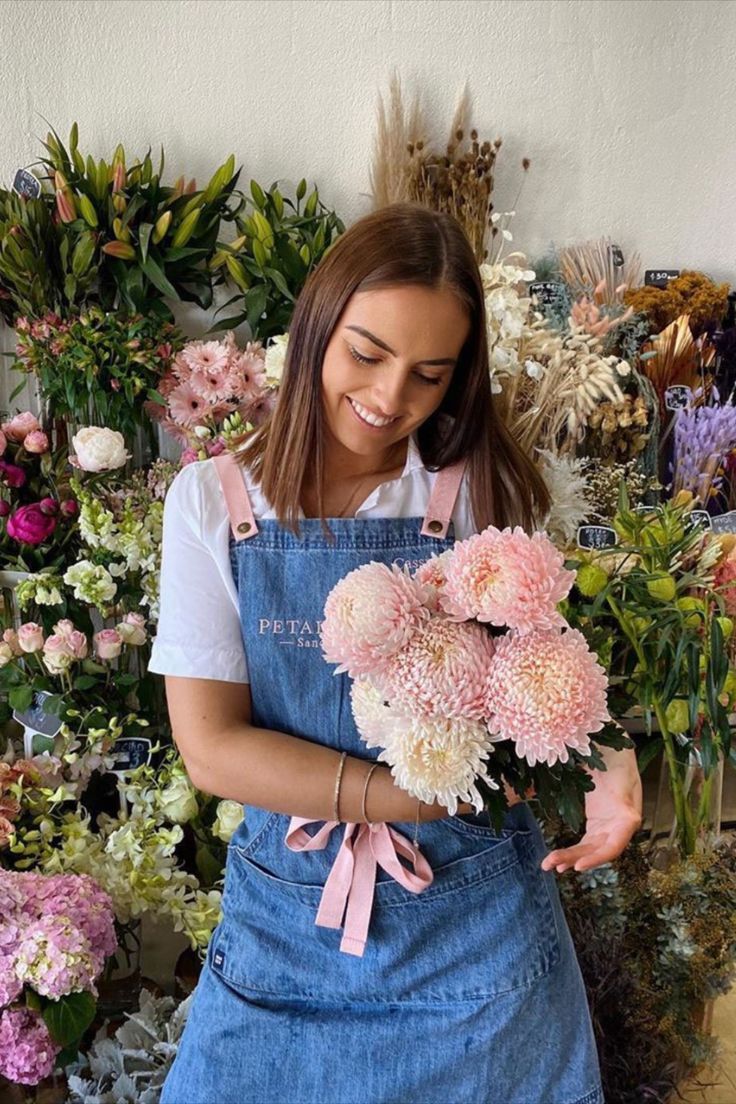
left=320, top=284, right=471, bottom=468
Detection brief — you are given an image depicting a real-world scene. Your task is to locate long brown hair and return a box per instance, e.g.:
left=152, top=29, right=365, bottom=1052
left=231, top=201, right=550, bottom=536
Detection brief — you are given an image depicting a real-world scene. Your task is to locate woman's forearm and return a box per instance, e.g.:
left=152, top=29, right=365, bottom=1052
left=184, top=720, right=466, bottom=824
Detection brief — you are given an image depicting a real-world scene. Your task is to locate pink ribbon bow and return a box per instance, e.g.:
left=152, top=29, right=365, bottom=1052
left=285, top=818, right=434, bottom=957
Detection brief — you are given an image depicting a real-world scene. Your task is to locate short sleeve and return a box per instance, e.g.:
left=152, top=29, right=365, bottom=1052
left=148, top=462, right=250, bottom=683
left=451, top=467, right=478, bottom=541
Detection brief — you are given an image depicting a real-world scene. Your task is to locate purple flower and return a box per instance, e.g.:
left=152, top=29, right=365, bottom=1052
left=673, top=388, right=736, bottom=501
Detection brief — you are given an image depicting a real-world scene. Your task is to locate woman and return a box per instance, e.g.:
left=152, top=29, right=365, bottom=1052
left=150, top=202, right=642, bottom=1104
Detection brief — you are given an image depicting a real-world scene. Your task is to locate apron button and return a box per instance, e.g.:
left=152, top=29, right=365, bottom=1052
left=237, top=520, right=251, bottom=533
left=427, top=519, right=443, bottom=534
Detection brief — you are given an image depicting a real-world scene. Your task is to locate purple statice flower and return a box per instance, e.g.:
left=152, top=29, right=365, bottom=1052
left=673, top=386, right=736, bottom=503
left=0, top=1006, right=59, bottom=1085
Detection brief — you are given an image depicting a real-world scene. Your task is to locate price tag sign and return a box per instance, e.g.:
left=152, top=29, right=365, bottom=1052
left=12, top=168, right=41, bottom=199
left=645, top=269, right=680, bottom=288
left=687, top=510, right=713, bottom=531
left=609, top=244, right=625, bottom=268
left=12, top=690, right=63, bottom=757
left=529, top=281, right=566, bottom=307
left=665, top=385, right=692, bottom=411
left=576, top=524, right=618, bottom=550
left=109, top=736, right=152, bottom=776
left=712, top=510, right=736, bottom=534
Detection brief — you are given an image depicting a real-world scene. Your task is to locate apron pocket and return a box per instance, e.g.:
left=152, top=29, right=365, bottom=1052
left=210, top=827, right=561, bottom=1004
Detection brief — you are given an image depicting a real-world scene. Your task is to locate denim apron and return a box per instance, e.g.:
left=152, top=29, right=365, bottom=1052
left=160, top=452, right=604, bottom=1104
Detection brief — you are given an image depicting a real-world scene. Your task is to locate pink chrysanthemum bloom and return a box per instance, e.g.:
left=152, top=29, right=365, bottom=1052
left=414, top=549, right=454, bottom=611
left=321, top=562, right=430, bottom=677
left=440, top=526, right=576, bottom=632
left=168, top=380, right=209, bottom=427
left=350, top=677, right=411, bottom=747
left=182, top=340, right=230, bottom=376
left=485, top=629, right=610, bottom=767
left=0, top=1007, right=59, bottom=1085
left=377, top=713, right=501, bottom=815
left=379, top=617, right=495, bottom=719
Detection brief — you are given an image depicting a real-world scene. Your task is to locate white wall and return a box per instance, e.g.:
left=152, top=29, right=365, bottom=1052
left=1, top=0, right=734, bottom=410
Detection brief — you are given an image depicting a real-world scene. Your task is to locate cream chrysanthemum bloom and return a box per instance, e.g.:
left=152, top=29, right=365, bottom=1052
left=377, top=714, right=500, bottom=816
left=440, top=526, right=575, bottom=633
left=321, top=562, right=430, bottom=677
left=350, top=677, right=410, bottom=746
left=379, top=617, right=494, bottom=719
left=485, top=628, right=610, bottom=767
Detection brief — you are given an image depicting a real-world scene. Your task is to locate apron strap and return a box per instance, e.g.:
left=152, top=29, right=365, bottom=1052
left=211, top=451, right=259, bottom=540
left=420, top=457, right=468, bottom=539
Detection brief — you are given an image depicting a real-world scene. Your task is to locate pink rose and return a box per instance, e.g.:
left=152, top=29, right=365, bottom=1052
left=94, top=628, right=123, bottom=660
left=0, top=642, right=14, bottom=667
left=17, top=623, right=44, bottom=653
left=0, top=461, right=26, bottom=488
left=23, top=430, right=49, bottom=454
left=116, top=612, right=147, bottom=646
left=42, top=634, right=75, bottom=673
left=2, top=628, right=23, bottom=656
left=0, top=430, right=6, bottom=457
left=59, top=499, right=78, bottom=518
left=2, top=412, right=40, bottom=442
left=6, top=504, right=57, bottom=545
left=52, top=620, right=88, bottom=659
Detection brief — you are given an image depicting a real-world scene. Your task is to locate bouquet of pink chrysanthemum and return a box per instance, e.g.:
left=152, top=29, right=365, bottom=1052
left=0, top=870, right=117, bottom=1086
left=321, top=525, right=625, bottom=831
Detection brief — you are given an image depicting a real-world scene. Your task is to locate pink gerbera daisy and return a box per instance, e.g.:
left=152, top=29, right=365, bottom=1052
left=189, top=364, right=233, bottom=402
left=170, top=352, right=193, bottom=382
left=321, top=562, right=430, bottom=677
left=379, top=616, right=494, bottom=719
left=167, top=381, right=209, bottom=427
left=485, top=628, right=610, bottom=767
left=182, top=340, right=230, bottom=376
left=440, top=526, right=576, bottom=633
left=228, top=351, right=268, bottom=401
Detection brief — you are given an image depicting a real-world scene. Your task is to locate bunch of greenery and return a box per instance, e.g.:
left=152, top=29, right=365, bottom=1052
left=211, top=178, right=344, bottom=340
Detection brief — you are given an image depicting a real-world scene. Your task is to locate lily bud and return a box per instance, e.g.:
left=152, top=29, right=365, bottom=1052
left=152, top=210, right=172, bottom=244
left=102, top=241, right=136, bottom=260
left=184, top=177, right=197, bottom=194
left=112, top=193, right=127, bottom=214
left=78, top=194, right=99, bottom=228
left=113, top=217, right=131, bottom=243
left=56, top=189, right=77, bottom=224
left=112, top=161, right=126, bottom=193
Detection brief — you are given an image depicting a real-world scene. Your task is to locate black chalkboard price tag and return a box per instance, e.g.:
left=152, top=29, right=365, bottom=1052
left=645, top=269, right=680, bottom=288
left=712, top=510, right=736, bottom=534
left=609, top=244, right=625, bottom=268
left=529, top=281, right=566, bottom=306
left=665, top=385, right=692, bottom=411
left=12, top=169, right=41, bottom=199
left=687, top=510, right=713, bottom=531
left=576, top=524, right=618, bottom=550
left=109, top=736, right=152, bottom=775
left=13, top=689, right=63, bottom=756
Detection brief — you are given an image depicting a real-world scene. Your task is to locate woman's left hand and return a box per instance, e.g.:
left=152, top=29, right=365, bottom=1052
left=540, top=744, right=643, bottom=875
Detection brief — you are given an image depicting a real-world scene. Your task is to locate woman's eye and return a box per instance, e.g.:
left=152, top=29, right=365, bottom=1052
left=348, top=345, right=442, bottom=386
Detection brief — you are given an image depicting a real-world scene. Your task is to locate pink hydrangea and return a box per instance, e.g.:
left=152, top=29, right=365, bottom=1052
left=379, top=617, right=495, bottom=719
left=485, top=629, right=610, bottom=767
left=15, top=914, right=101, bottom=999
left=0, top=1007, right=59, bottom=1085
left=440, top=526, right=576, bottom=633
left=0, top=921, right=22, bottom=1006
left=321, top=562, right=430, bottom=677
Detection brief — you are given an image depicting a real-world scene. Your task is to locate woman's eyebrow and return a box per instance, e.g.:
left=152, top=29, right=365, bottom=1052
left=344, top=325, right=457, bottom=367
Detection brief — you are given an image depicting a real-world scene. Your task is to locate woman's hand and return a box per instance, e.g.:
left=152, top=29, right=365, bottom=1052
left=540, top=743, right=643, bottom=875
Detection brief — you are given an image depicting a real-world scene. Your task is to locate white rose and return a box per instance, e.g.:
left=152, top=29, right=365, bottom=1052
left=264, top=333, right=288, bottom=386
left=72, top=427, right=131, bottom=472
left=212, top=799, right=244, bottom=842
left=158, top=774, right=199, bottom=824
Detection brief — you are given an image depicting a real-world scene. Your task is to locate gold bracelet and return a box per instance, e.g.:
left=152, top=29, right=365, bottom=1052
left=333, top=751, right=347, bottom=822
left=362, top=762, right=381, bottom=826
left=413, top=798, right=422, bottom=848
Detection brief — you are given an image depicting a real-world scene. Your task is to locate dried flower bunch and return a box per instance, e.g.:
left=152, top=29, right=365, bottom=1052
left=640, top=315, right=716, bottom=415
left=559, top=236, right=642, bottom=304
left=583, top=460, right=657, bottom=521
left=584, top=394, right=651, bottom=463
left=625, top=271, right=730, bottom=338
left=369, top=72, right=528, bottom=264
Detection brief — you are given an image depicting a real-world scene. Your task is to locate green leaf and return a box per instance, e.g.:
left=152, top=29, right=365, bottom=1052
left=142, top=254, right=179, bottom=299
left=250, top=179, right=267, bottom=210
left=263, top=266, right=294, bottom=302
left=9, top=684, right=33, bottom=712
left=138, top=222, right=153, bottom=264
left=8, top=378, right=26, bottom=402
left=146, top=387, right=167, bottom=406
left=72, top=674, right=98, bottom=690
left=636, top=737, right=662, bottom=774
left=43, top=990, right=96, bottom=1047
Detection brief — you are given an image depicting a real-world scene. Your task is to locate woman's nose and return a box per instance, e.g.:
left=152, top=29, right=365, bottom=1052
left=370, top=372, right=407, bottom=415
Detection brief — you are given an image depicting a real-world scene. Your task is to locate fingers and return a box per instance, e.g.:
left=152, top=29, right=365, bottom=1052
left=540, top=841, right=619, bottom=874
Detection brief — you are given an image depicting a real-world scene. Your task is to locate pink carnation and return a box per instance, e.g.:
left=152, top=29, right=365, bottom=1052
left=440, top=526, right=576, bottom=633
left=321, top=562, right=430, bottom=677
left=485, top=629, right=610, bottom=767
left=379, top=617, right=494, bottom=719
left=0, top=1007, right=59, bottom=1085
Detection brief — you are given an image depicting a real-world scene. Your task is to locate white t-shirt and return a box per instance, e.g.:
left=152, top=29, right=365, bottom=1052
left=147, top=432, right=477, bottom=684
